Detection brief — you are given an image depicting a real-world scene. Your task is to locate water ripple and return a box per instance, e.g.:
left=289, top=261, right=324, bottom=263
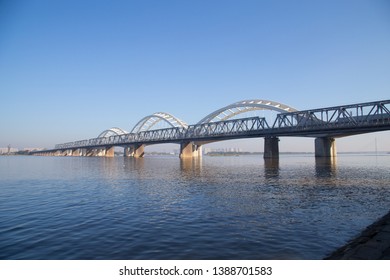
left=0, top=155, right=390, bottom=259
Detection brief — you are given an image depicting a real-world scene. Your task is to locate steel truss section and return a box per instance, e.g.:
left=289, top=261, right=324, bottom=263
left=273, top=100, right=390, bottom=131
left=186, top=117, right=269, bottom=139
left=52, top=99, right=390, bottom=152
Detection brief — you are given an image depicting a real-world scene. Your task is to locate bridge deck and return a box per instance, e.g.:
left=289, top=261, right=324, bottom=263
left=33, top=99, right=390, bottom=153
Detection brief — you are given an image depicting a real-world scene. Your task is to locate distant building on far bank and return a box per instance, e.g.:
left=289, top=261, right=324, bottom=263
left=0, top=147, right=46, bottom=155
left=0, top=147, right=18, bottom=154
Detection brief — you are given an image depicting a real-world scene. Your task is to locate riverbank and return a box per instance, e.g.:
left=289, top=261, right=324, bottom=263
left=325, top=210, right=390, bottom=259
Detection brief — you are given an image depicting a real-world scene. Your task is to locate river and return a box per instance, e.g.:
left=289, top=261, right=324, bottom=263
left=0, top=154, right=389, bottom=259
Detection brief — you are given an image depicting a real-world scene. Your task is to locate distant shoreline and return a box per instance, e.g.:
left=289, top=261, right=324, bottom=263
left=204, top=151, right=389, bottom=157
left=2, top=151, right=389, bottom=157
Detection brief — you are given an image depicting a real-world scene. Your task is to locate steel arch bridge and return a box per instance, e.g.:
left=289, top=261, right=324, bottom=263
left=130, top=112, right=188, bottom=133
left=98, top=127, right=129, bottom=138
left=197, top=99, right=297, bottom=124
left=98, top=99, right=297, bottom=138
left=35, top=98, right=390, bottom=159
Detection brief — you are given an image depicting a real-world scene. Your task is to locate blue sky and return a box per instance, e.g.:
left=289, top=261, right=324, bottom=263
left=0, top=0, right=389, bottom=152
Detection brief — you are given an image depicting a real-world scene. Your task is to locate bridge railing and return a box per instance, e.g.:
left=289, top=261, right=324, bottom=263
left=272, top=100, right=390, bottom=131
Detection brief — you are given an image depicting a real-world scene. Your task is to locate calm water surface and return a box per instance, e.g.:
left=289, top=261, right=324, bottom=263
left=1, top=154, right=389, bottom=259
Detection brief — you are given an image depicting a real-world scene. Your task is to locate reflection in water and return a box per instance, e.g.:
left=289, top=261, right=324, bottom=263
left=315, top=157, right=337, bottom=179
left=101, top=157, right=120, bottom=179
left=123, top=157, right=145, bottom=174
left=180, top=157, right=202, bottom=176
left=264, top=158, right=280, bottom=179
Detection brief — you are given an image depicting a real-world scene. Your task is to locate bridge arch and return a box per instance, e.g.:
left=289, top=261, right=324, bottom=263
left=131, top=112, right=188, bottom=133
left=98, top=127, right=129, bottom=138
left=197, top=99, right=298, bottom=124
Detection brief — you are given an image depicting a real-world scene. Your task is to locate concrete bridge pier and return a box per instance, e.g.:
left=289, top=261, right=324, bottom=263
left=105, top=146, right=115, bottom=157
left=315, top=137, right=336, bottom=157
left=133, top=144, right=145, bottom=158
left=124, top=147, right=130, bottom=157
left=97, top=148, right=107, bottom=156
left=72, top=149, right=81, bottom=156
left=124, top=144, right=145, bottom=158
left=180, top=141, right=202, bottom=158
left=263, top=137, right=279, bottom=159
left=80, top=149, right=86, bottom=156
left=86, top=148, right=94, bottom=156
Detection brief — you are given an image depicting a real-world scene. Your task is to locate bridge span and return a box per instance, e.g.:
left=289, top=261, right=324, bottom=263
left=33, top=99, right=390, bottom=159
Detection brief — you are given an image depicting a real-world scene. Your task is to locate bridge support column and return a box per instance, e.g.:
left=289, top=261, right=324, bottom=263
left=72, top=149, right=81, bottom=156
left=134, top=145, right=145, bottom=158
left=264, top=137, right=279, bottom=159
left=315, top=137, right=336, bottom=157
left=124, top=146, right=131, bottom=157
left=124, top=145, right=145, bottom=158
left=105, top=146, right=115, bottom=157
left=180, top=142, right=202, bottom=158
left=94, top=149, right=102, bottom=156
left=80, top=148, right=87, bottom=156
left=86, top=148, right=94, bottom=156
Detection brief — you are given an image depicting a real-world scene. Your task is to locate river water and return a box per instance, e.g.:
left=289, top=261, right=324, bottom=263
left=0, top=154, right=389, bottom=259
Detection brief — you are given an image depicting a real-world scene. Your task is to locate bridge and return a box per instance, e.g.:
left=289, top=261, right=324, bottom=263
left=33, top=99, right=390, bottom=159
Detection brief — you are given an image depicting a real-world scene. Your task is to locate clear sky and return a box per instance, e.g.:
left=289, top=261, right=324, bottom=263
left=1, top=0, right=389, bottom=152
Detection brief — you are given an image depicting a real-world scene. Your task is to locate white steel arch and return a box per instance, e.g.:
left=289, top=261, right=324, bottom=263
left=98, top=127, right=129, bottom=138
left=197, top=99, right=298, bottom=124
left=131, top=112, right=188, bottom=133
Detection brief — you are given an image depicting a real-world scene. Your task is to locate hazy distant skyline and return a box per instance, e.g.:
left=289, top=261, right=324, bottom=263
left=1, top=0, right=389, bottom=152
